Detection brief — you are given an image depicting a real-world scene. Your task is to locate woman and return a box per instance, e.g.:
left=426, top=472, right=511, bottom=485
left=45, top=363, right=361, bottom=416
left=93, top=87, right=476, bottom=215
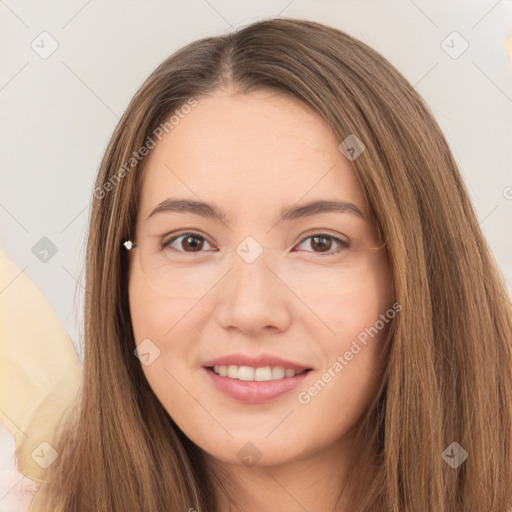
left=19, top=17, right=512, bottom=511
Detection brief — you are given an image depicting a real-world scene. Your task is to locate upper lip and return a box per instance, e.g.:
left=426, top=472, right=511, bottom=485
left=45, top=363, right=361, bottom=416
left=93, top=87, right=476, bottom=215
left=203, top=353, right=312, bottom=371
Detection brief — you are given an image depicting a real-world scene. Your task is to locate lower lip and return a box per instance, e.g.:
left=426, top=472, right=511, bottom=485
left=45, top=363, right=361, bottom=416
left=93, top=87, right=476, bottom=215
left=204, top=367, right=311, bottom=404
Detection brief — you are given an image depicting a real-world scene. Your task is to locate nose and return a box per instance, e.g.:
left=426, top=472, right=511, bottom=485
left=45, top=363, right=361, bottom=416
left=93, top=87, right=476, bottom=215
left=214, top=245, right=292, bottom=335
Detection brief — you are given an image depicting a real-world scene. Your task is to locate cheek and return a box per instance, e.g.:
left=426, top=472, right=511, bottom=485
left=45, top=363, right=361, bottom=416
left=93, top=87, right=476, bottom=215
left=128, top=263, right=208, bottom=404
left=128, top=262, right=203, bottom=342
left=306, top=256, right=393, bottom=347
left=128, top=267, right=186, bottom=394
left=293, top=300, right=392, bottom=447
left=294, top=256, right=393, bottom=415
left=128, top=271, right=201, bottom=432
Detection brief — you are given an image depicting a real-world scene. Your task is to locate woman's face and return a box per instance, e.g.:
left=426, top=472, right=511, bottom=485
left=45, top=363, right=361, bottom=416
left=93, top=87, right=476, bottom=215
left=128, top=88, right=394, bottom=469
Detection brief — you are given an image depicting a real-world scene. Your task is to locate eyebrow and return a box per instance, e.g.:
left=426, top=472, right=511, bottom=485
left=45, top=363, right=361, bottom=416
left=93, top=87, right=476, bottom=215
left=146, top=198, right=366, bottom=224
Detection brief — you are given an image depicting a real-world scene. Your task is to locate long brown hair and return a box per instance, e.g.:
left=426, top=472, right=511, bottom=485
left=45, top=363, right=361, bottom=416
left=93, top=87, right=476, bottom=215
left=30, top=17, right=512, bottom=511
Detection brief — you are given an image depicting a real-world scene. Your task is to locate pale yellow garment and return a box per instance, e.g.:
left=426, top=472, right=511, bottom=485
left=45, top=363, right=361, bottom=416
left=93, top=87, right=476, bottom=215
left=0, top=249, right=82, bottom=505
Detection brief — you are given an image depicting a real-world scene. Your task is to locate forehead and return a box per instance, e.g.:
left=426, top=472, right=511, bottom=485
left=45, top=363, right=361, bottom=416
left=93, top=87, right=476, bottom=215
left=138, top=89, right=367, bottom=221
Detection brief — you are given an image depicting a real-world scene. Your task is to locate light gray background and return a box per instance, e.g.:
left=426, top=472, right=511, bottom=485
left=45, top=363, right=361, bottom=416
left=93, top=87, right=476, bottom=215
left=1, top=0, right=511, bottom=361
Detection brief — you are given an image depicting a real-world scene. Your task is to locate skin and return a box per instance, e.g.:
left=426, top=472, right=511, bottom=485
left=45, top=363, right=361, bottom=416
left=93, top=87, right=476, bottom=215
left=128, top=87, right=394, bottom=511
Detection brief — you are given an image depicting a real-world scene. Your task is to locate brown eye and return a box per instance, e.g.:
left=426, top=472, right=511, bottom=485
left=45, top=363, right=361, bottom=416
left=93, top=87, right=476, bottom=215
left=162, top=233, right=213, bottom=253
left=311, top=235, right=332, bottom=252
left=296, top=234, right=349, bottom=254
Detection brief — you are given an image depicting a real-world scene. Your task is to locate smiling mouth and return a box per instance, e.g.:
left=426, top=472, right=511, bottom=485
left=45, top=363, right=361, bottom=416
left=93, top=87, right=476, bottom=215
left=206, top=365, right=312, bottom=381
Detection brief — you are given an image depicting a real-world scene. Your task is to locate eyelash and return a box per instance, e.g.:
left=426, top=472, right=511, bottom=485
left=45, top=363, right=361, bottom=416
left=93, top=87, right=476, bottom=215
left=161, top=232, right=350, bottom=256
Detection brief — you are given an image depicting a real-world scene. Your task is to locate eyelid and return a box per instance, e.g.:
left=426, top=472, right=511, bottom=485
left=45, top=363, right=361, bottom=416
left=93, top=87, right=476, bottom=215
left=297, top=229, right=350, bottom=246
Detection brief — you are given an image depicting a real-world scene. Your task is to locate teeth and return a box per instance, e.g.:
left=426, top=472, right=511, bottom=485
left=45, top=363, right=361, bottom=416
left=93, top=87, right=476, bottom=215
left=255, top=367, right=272, bottom=381
left=271, top=367, right=285, bottom=379
left=238, top=366, right=254, bottom=381
left=227, top=365, right=238, bottom=379
left=212, top=365, right=307, bottom=381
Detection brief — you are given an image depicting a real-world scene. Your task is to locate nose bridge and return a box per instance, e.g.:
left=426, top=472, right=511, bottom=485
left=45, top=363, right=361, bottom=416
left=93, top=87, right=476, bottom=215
left=229, top=238, right=276, bottom=298
left=216, top=239, right=290, bottom=332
